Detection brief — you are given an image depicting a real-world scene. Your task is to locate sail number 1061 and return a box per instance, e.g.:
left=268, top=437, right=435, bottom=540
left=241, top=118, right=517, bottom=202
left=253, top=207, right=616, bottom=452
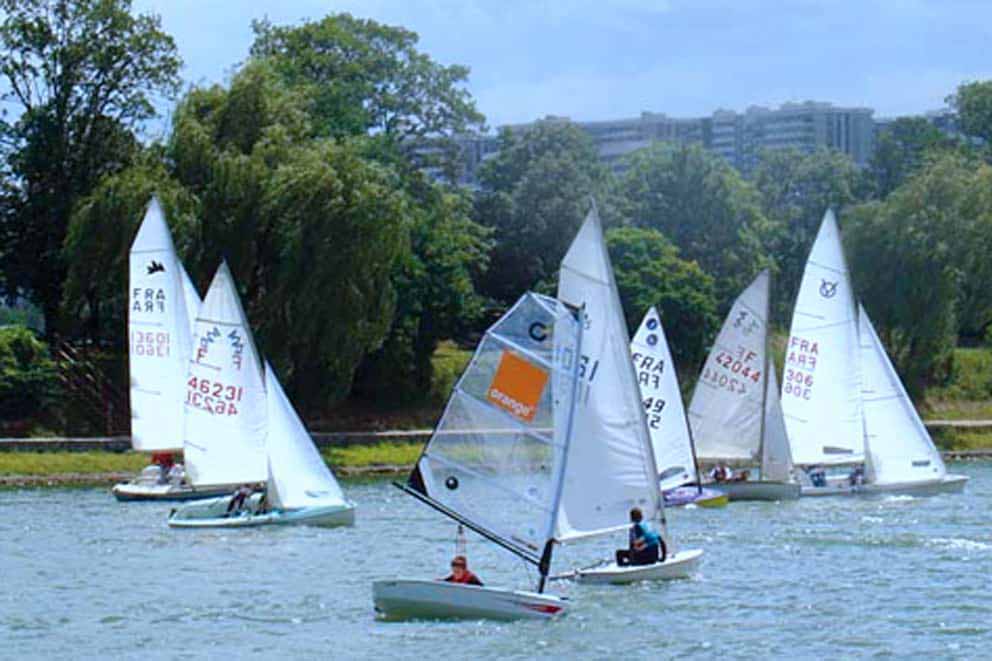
left=186, top=377, right=244, bottom=415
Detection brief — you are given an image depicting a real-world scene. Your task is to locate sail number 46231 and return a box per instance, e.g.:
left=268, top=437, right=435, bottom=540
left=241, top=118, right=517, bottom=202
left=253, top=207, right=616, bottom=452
left=185, top=377, right=244, bottom=415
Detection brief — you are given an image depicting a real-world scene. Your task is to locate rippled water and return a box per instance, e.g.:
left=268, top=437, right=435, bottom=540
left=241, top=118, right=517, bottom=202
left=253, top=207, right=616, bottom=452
left=2, top=463, right=991, bottom=659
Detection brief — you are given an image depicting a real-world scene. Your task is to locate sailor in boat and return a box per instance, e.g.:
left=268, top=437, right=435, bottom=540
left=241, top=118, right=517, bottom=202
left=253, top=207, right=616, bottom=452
left=441, top=556, right=484, bottom=586
left=226, top=483, right=256, bottom=516
left=709, top=463, right=735, bottom=483
left=848, top=465, right=865, bottom=487
left=165, top=460, right=185, bottom=485
left=616, top=508, right=665, bottom=566
left=807, top=465, right=827, bottom=488
left=150, top=452, right=174, bottom=484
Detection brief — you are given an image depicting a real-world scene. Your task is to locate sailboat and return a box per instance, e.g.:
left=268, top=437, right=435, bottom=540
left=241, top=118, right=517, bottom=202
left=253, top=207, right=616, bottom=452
left=372, top=292, right=584, bottom=620
left=112, top=197, right=225, bottom=502
left=688, top=270, right=800, bottom=501
left=552, top=206, right=703, bottom=583
left=784, top=210, right=968, bottom=496
left=629, top=308, right=729, bottom=508
left=169, top=362, right=356, bottom=528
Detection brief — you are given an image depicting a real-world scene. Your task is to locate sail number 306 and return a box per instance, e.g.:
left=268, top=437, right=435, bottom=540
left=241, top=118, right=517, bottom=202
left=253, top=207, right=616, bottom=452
left=186, top=377, right=244, bottom=415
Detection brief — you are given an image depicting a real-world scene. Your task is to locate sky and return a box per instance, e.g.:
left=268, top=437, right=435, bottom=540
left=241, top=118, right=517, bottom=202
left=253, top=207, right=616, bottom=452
left=134, top=0, right=992, bottom=130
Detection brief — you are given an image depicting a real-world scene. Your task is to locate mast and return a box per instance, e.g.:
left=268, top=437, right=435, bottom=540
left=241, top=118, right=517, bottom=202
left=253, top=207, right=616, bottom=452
left=757, top=271, right=771, bottom=477
left=681, top=391, right=704, bottom=494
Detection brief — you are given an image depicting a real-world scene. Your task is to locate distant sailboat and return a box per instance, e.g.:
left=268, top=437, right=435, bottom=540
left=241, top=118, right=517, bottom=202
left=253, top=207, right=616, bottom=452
left=113, top=197, right=225, bottom=502
left=629, top=308, right=728, bottom=507
left=784, top=210, right=967, bottom=496
left=688, top=270, right=800, bottom=501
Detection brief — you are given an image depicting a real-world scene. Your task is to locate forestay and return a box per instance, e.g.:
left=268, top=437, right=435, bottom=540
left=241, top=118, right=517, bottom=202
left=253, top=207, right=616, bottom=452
left=128, top=197, right=199, bottom=452
left=264, top=363, right=348, bottom=510
left=761, top=367, right=795, bottom=482
left=407, top=293, right=581, bottom=561
left=556, top=207, right=662, bottom=541
left=859, top=308, right=946, bottom=485
left=630, top=307, right=697, bottom=491
left=183, top=262, right=267, bottom=487
left=782, top=210, right=864, bottom=465
left=688, top=271, right=770, bottom=465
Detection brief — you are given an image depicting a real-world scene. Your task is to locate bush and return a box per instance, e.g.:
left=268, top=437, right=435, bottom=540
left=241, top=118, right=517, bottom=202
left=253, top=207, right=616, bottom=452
left=0, top=326, right=59, bottom=429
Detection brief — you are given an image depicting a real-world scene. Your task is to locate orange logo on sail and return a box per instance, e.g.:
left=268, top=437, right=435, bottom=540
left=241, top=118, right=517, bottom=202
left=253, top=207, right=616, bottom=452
left=487, top=350, right=548, bottom=422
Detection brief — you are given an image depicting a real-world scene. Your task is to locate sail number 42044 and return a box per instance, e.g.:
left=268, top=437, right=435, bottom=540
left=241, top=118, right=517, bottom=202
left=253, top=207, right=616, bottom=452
left=185, top=377, right=244, bottom=415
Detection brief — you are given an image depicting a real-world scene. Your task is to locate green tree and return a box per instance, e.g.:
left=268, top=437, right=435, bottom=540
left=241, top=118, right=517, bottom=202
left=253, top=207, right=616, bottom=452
left=950, top=80, right=992, bottom=144
left=607, top=227, right=718, bottom=374
left=474, top=120, right=615, bottom=304
left=619, top=142, right=767, bottom=308
left=0, top=325, right=58, bottom=427
left=0, top=0, right=181, bottom=334
left=868, top=117, right=958, bottom=197
left=751, top=148, right=864, bottom=323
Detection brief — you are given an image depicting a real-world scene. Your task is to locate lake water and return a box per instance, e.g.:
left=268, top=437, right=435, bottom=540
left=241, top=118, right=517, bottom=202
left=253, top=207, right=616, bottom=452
left=3, top=463, right=991, bottom=659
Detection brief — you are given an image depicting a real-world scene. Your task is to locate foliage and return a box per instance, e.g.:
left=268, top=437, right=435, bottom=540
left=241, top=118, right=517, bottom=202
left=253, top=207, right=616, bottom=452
left=0, top=325, right=59, bottom=423
left=606, top=227, right=718, bottom=372
left=618, top=142, right=767, bottom=309
left=322, top=441, right=422, bottom=470
left=474, top=121, right=615, bottom=304
left=751, top=148, right=865, bottom=323
left=949, top=80, right=992, bottom=144
left=868, top=117, right=959, bottom=197
left=0, top=0, right=181, bottom=334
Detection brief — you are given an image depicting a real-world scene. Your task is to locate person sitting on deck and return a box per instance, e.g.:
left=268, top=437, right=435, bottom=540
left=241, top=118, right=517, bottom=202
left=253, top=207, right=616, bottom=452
left=709, top=463, right=729, bottom=482
left=616, top=507, right=662, bottom=566
left=151, top=452, right=174, bottom=484
left=848, top=465, right=865, bottom=487
left=226, top=484, right=255, bottom=515
left=808, top=466, right=827, bottom=488
left=166, top=462, right=185, bottom=485
left=442, top=555, right=484, bottom=586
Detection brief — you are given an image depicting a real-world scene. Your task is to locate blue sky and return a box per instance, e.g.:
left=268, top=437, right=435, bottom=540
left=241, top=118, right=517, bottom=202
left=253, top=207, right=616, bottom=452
left=134, top=0, right=992, bottom=130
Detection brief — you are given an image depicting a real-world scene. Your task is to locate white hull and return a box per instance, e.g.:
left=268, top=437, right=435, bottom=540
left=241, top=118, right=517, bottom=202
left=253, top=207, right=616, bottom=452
left=372, top=579, right=566, bottom=621
left=561, top=549, right=704, bottom=585
left=111, top=481, right=231, bottom=502
left=168, top=494, right=355, bottom=528
left=709, top=480, right=801, bottom=501
left=801, top=474, right=969, bottom=498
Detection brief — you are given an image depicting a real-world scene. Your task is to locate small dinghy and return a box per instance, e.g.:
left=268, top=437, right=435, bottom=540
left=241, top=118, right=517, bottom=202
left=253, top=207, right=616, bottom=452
left=113, top=197, right=217, bottom=502
left=169, top=265, right=354, bottom=529
left=629, top=307, right=727, bottom=508
left=688, top=270, right=800, bottom=501
left=553, top=549, right=704, bottom=585
left=373, top=292, right=583, bottom=621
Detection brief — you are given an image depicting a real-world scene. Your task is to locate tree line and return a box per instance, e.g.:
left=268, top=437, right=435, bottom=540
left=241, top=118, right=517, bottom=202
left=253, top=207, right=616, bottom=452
left=2, top=1, right=992, bottom=427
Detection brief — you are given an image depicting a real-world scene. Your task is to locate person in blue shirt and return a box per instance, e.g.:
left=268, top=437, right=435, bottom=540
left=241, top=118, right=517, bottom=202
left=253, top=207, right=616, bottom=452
left=616, top=507, right=665, bottom=566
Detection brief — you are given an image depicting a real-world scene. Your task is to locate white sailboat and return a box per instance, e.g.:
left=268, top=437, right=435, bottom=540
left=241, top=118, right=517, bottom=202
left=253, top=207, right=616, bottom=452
left=630, top=308, right=729, bottom=508
left=553, top=206, right=703, bottom=583
left=688, top=270, right=800, bottom=501
left=113, top=197, right=225, bottom=502
left=372, top=292, right=583, bottom=620
left=169, top=362, right=356, bottom=528
left=857, top=307, right=968, bottom=495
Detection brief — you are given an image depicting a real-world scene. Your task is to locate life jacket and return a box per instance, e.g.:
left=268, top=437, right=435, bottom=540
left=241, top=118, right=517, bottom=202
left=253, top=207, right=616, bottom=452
left=446, top=570, right=481, bottom=585
left=634, top=522, right=660, bottom=548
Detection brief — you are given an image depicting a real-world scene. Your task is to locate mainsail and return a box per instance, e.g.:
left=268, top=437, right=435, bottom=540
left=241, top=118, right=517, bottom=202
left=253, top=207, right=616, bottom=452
left=556, top=206, right=662, bottom=540
left=128, top=197, right=198, bottom=452
left=761, top=367, right=795, bottom=482
left=406, top=292, right=582, bottom=563
left=859, top=307, right=946, bottom=485
left=688, top=270, right=770, bottom=465
left=782, top=210, right=864, bottom=465
left=265, top=363, right=348, bottom=510
left=183, top=262, right=267, bottom=487
left=630, top=307, right=697, bottom=491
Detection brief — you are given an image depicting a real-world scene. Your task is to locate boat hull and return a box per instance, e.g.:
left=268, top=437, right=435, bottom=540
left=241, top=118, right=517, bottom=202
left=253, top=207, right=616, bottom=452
left=565, top=549, right=704, bottom=584
left=372, top=579, right=566, bottom=621
left=663, top=486, right=728, bottom=508
left=168, top=494, right=356, bottom=528
left=710, top=480, right=801, bottom=501
left=801, top=474, right=969, bottom=498
left=111, top=482, right=232, bottom=502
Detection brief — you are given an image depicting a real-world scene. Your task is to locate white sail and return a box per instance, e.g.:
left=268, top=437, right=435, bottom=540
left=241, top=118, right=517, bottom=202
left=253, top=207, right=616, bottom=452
left=408, top=292, right=581, bottom=561
left=688, top=270, right=770, bottom=465
left=128, top=197, right=198, bottom=452
left=179, top=262, right=201, bottom=338
left=782, top=209, right=864, bottom=465
left=761, top=367, right=795, bottom=482
left=630, top=307, right=696, bottom=491
left=183, top=262, right=267, bottom=487
left=264, top=363, right=347, bottom=510
left=556, top=207, right=662, bottom=541
left=859, top=307, right=946, bottom=485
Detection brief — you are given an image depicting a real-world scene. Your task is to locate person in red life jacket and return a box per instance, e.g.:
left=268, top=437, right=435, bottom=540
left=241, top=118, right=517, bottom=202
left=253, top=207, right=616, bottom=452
left=442, top=555, right=483, bottom=586
left=150, top=452, right=174, bottom=484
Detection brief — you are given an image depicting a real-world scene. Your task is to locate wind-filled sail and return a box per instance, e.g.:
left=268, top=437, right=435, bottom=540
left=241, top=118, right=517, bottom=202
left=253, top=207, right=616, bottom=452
left=761, top=367, right=795, bottom=482
left=179, top=263, right=200, bottom=338
left=556, top=207, right=661, bottom=541
left=128, top=197, right=198, bottom=452
left=265, top=363, right=348, bottom=510
left=688, top=270, right=770, bottom=465
left=630, top=307, right=696, bottom=491
left=407, top=293, right=581, bottom=561
left=782, top=210, right=864, bottom=465
left=859, top=308, right=946, bottom=485
left=183, top=262, right=267, bottom=487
